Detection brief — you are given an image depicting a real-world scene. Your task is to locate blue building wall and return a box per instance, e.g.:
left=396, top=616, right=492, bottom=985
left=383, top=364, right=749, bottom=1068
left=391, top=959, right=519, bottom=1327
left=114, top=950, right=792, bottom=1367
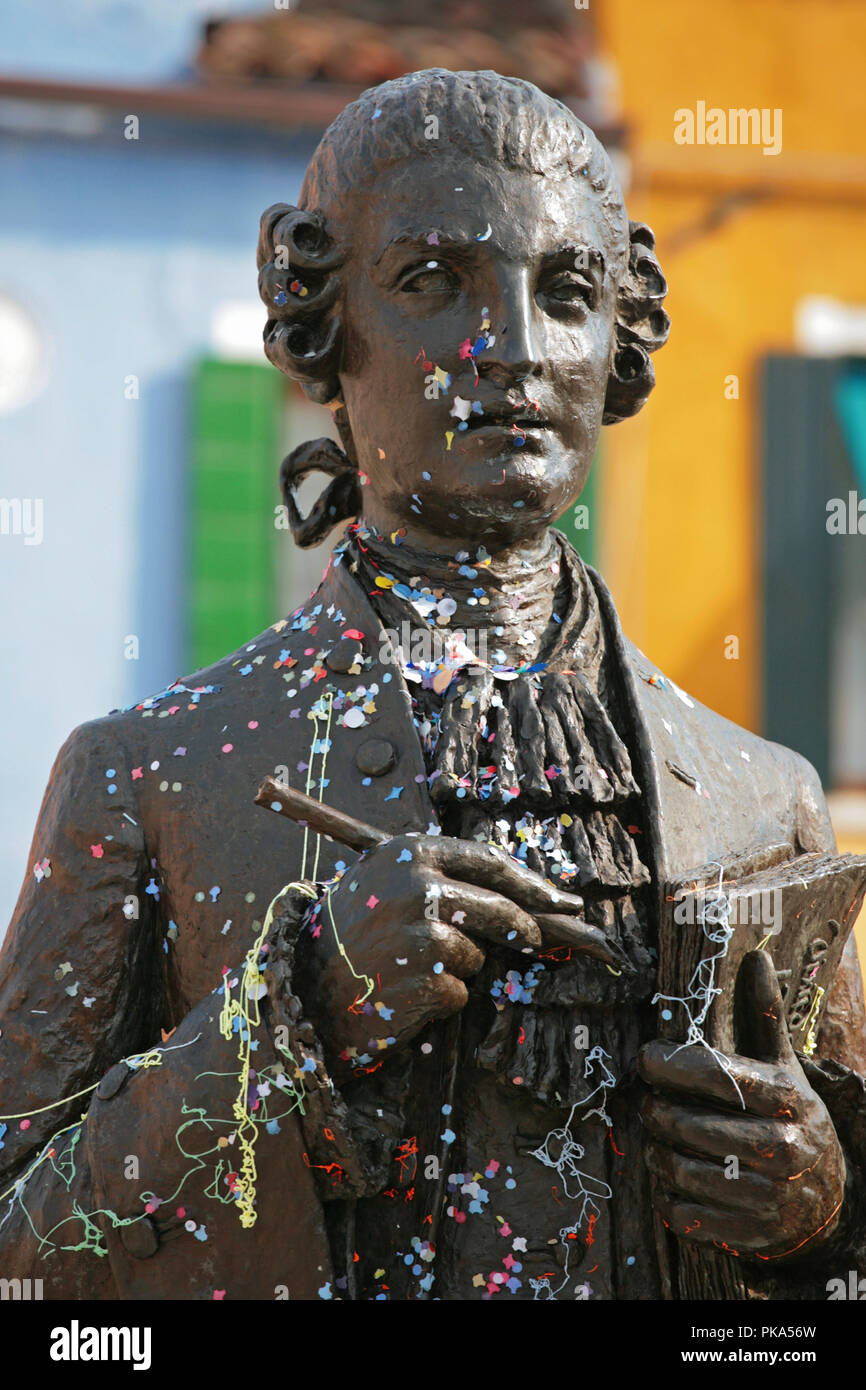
left=0, top=118, right=316, bottom=931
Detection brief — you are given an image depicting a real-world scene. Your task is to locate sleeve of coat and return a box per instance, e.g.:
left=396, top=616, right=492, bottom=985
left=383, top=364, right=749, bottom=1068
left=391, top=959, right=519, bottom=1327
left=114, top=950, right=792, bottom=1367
left=1, top=882, right=381, bottom=1299
left=0, top=717, right=162, bottom=1199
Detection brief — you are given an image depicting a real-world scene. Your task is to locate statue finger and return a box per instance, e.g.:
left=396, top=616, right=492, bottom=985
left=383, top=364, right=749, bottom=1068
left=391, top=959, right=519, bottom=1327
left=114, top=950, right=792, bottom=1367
left=418, top=838, right=584, bottom=915
left=641, top=1094, right=804, bottom=1176
left=644, top=1140, right=778, bottom=1213
left=736, top=950, right=799, bottom=1066
left=433, top=878, right=542, bottom=952
left=421, top=920, right=487, bottom=979
left=638, top=1040, right=803, bottom=1119
left=652, top=1192, right=779, bottom=1252
left=533, top=913, right=633, bottom=972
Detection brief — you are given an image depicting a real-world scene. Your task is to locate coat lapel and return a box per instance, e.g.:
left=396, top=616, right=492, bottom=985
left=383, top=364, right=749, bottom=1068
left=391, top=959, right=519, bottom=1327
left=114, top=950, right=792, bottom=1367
left=317, top=557, right=434, bottom=838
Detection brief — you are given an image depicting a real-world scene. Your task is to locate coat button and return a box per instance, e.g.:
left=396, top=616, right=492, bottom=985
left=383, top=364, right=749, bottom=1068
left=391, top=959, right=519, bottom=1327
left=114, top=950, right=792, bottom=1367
left=355, top=738, right=397, bottom=777
left=120, top=1216, right=159, bottom=1259
left=96, top=1062, right=130, bottom=1101
left=326, top=637, right=365, bottom=674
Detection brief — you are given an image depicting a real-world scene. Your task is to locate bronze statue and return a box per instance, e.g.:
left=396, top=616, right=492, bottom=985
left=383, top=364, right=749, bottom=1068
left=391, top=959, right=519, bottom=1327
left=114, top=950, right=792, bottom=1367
left=2, top=68, right=865, bottom=1302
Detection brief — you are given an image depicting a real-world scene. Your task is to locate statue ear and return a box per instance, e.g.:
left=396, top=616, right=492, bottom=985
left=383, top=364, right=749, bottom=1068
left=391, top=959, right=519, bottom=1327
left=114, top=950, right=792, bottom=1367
left=603, top=221, right=670, bottom=425
left=278, top=438, right=361, bottom=548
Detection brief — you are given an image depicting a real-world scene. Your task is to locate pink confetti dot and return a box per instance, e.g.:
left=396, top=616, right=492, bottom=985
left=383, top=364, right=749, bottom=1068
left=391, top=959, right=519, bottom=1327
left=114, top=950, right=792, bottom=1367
left=366, top=895, right=379, bottom=909
left=222, top=743, right=233, bottom=753
left=454, top=1210, right=467, bottom=1224
left=20, top=1119, right=31, bottom=1130
left=177, top=1207, right=186, bottom=1219
left=248, top=720, right=259, bottom=730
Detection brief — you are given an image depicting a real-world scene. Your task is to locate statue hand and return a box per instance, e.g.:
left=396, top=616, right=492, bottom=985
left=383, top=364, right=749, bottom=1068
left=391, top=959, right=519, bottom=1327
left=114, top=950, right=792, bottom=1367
left=638, top=951, right=845, bottom=1261
left=298, top=833, right=599, bottom=1076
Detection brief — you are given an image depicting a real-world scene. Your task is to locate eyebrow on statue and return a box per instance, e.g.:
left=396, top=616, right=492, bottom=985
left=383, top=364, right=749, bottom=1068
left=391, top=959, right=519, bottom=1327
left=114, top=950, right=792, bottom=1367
left=549, top=244, right=606, bottom=276
left=373, top=232, right=480, bottom=267
left=374, top=233, right=606, bottom=276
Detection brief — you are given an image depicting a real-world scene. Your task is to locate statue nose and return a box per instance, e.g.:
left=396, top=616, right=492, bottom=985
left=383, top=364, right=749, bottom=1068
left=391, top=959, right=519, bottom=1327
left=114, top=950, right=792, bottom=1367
left=478, top=271, right=543, bottom=387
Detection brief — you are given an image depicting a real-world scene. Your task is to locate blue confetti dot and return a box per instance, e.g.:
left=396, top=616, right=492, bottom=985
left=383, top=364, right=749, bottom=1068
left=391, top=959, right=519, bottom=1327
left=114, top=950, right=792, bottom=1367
left=661, top=1008, right=672, bottom=1021
left=433, top=962, right=444, bottom=975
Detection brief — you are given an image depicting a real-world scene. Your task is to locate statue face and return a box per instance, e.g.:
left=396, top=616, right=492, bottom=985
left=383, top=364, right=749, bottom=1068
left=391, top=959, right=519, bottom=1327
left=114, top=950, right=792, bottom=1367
left=335, top=154, right=624, bottom=551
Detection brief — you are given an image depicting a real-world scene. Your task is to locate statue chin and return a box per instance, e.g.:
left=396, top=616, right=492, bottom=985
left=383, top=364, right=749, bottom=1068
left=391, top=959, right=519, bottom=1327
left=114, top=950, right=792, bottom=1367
left=386, top=453, right=587, bottom=548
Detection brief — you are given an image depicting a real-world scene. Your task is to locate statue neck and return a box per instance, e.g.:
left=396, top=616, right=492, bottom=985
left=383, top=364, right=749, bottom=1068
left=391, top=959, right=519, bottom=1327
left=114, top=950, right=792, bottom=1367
left=348, top=523, right=567, bottom=667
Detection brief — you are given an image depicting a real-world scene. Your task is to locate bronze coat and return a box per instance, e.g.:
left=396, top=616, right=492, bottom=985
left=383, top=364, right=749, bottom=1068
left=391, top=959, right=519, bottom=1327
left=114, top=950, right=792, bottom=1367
left=1, top=556, right=863, bottom=1298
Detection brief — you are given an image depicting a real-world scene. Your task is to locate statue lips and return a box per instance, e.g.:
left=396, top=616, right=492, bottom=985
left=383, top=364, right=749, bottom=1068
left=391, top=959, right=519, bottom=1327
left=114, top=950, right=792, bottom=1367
left=456, top=399, right=555, bottom=456
left=461, top=400, right=552, bottom=431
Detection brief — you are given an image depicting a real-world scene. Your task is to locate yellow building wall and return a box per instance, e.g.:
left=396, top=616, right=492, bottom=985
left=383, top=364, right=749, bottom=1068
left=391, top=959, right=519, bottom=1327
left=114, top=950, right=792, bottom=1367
left=594, top=0, right=866, bottom=984
left=595, top=0, right=866, bottom=737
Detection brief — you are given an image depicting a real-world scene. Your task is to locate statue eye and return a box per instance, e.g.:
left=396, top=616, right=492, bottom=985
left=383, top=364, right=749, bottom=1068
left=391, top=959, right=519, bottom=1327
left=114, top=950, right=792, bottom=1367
left=399, top=262, right=459, bottom=294
left=539, top=275, right=593, bottom=308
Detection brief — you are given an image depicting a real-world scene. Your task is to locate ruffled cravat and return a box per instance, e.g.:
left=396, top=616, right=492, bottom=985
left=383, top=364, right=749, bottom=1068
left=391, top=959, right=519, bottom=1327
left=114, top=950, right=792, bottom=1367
left=341, top=524, right=656, bottom=1107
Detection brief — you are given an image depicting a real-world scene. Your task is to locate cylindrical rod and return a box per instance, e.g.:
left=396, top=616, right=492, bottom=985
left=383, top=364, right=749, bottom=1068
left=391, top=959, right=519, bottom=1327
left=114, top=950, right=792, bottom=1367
left=254, top=775, right=388, bottom=853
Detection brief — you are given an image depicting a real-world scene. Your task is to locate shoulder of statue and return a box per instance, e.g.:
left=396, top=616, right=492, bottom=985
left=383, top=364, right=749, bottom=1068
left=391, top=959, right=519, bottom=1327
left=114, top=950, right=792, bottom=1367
left=583, top=560, right=830, bottom=842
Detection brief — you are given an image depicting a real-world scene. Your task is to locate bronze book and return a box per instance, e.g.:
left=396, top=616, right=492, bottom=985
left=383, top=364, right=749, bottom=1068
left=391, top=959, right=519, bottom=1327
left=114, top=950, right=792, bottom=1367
left=657, top=845, right=866, bottom=1059
left=652, top=845, right=866, bottom=1299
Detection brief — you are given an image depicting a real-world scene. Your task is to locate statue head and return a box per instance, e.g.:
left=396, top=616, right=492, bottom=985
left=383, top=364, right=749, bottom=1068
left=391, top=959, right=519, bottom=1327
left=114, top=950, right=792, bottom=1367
left=258, top=68, right=669, bottom=551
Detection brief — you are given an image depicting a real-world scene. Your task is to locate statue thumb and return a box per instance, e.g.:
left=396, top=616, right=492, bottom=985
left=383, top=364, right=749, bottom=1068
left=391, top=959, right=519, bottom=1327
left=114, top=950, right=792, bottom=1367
left=735, top=949, right=798, bottom=1067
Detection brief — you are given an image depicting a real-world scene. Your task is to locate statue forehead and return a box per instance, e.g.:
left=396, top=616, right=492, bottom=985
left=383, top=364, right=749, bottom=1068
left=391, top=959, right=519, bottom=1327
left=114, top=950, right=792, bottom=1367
left=333, top=157, right=625, bottom=269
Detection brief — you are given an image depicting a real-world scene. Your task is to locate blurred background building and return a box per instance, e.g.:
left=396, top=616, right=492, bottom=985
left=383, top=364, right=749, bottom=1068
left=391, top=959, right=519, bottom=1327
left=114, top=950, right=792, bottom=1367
left=1, top=0, right=865, bottom=949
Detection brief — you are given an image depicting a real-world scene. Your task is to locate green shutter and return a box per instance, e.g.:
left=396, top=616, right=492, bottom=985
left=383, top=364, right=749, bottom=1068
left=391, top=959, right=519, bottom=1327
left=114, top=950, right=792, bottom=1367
left=189, top=359, right=283, bottom=671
